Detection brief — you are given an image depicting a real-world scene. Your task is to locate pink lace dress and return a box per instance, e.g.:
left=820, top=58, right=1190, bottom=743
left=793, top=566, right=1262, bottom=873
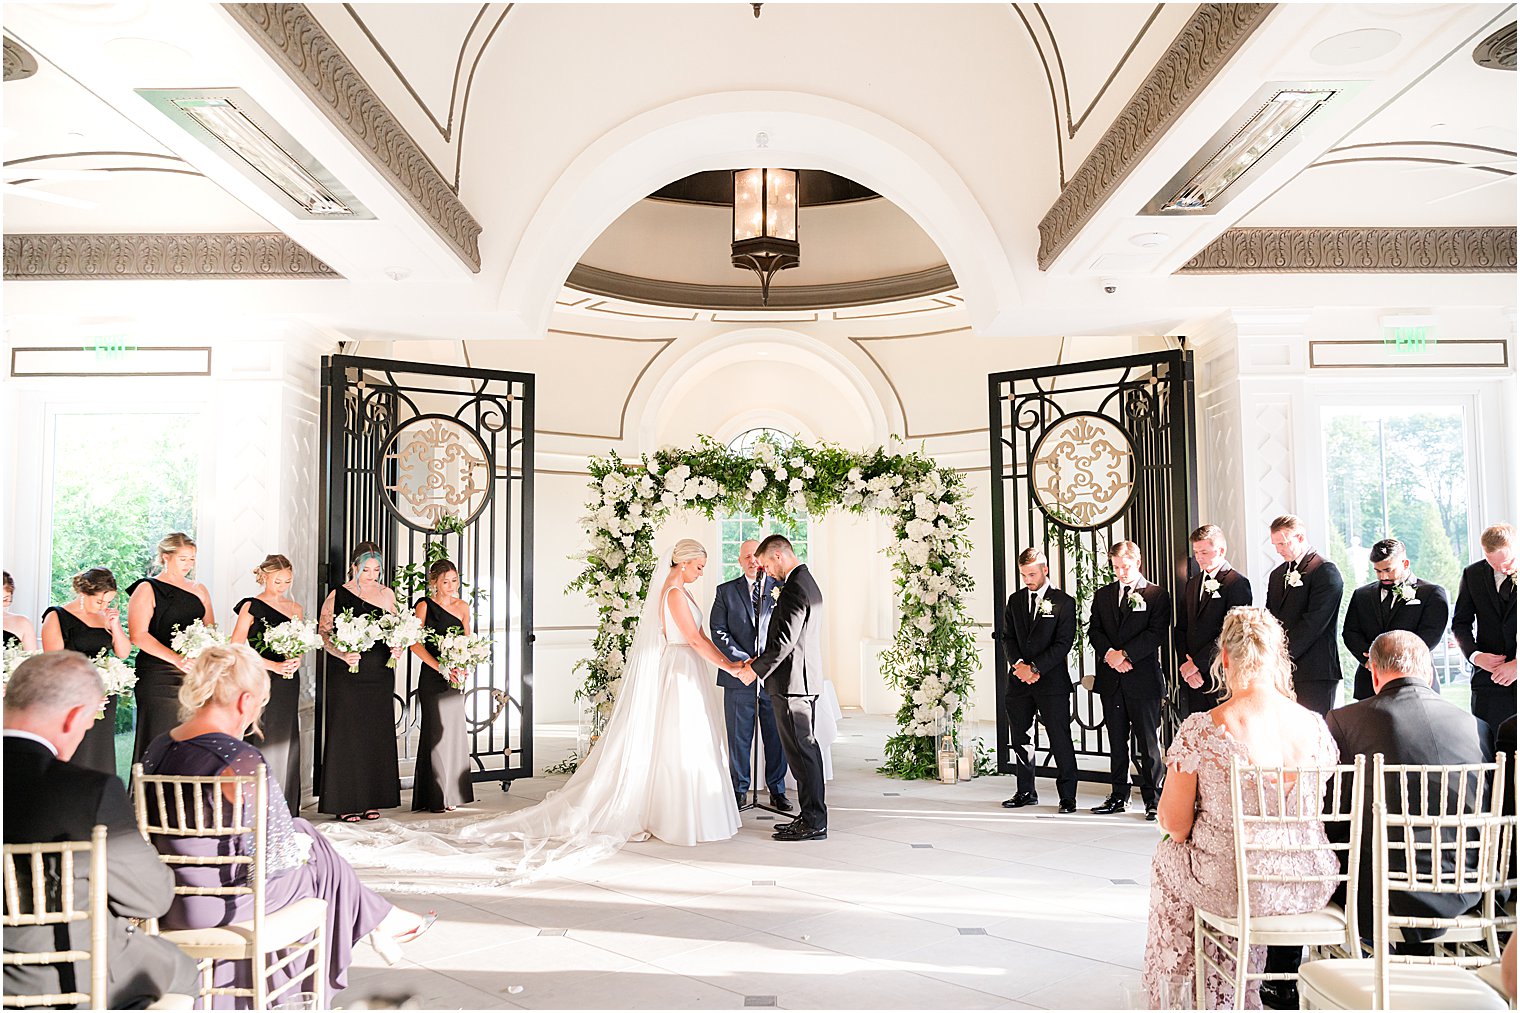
left=1142, top=713, right=1339, bottom=1009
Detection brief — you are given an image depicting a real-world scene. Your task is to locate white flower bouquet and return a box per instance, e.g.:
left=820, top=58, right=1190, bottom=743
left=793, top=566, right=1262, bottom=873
left=257, top=617, right=323, bottom=676
left=330, top=609, right=383, bottom=673
left=170, top=619, right=228, bottom=660
left=378, top=612, right=426, bottom=668
left=433, top=630, right=492, bottom=690
left=91, top=651, right=137, bottom=698
left=2, top=643, right=39, bottom=693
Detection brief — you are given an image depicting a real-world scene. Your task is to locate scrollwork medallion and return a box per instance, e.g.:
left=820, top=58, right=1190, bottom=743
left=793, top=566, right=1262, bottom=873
left=380, top=415, right=493, bottom=530
left=1029, top=413, right=1135, bottom=529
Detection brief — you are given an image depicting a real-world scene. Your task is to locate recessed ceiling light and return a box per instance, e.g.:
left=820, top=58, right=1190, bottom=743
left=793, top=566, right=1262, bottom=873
left=1310, top=28, right=1402, bottom=66
left=1129, top=232, right=1170, bottom=249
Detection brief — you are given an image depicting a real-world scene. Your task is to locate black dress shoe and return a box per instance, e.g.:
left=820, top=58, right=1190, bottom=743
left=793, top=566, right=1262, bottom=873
left=736, top=791, right=747, bottom=810
left=1001, top=791, right=1039, bottom=809
left=769, top=792, right=794, bottom=813
left=1058, top=799, right=1077, bottom=814
left=773, top=821, right=827, bottom=841
left=1090, top=796, right=1130, bottom=815
left=1145, top=806, right=1158, bottom=822
left=1258, top=980, right=1299, bottom=1010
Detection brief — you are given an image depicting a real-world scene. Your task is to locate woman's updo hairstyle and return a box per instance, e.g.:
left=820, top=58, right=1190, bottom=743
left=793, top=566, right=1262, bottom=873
left=670, top=539, right=708, bottom=566
left=155, top=532, right=196, bottom=569
left=72, top=568, right=117, bottom=597
left=350, top=541, right=383, bottom=578
left=178, top=644, right=270, bottom=732
left=426, top=559, right=458, bottom=592
left=252, top=554, right=293, bottom=584
left=1210, top=606, right=1295, bottom=702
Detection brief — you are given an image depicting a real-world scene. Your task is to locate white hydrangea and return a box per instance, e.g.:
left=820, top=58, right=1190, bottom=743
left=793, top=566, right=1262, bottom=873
left=748, top=469, right=766, bottom=492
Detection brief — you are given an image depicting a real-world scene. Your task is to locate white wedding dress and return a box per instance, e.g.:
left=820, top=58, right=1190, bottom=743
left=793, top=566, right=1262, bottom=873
left=320, top=577, right=739, bottom=892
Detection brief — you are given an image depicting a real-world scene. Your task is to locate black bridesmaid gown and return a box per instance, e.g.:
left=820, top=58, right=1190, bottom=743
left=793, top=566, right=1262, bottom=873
left=127, top=578, right=205, bottom=765
left=411, top=599, right=475, bottom=812
left=3, top=629, right=19, bottom=648
left=43, top=607, right=119, bottom=778
left=317, top=586, right=400, bottom=816
left=236, top=597, right=304, bottom=816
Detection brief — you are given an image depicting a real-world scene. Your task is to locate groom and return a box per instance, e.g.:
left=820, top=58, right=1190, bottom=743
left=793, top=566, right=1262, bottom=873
left=742, top=534, right=828, bottom=842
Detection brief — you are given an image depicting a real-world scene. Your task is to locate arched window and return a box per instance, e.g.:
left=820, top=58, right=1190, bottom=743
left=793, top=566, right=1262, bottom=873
left=726, top=427, right=794, bottom=456
left=719, top=429, right=809, bottom=581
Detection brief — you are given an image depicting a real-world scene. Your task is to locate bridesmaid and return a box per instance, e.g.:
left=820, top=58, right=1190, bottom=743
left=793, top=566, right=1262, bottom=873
left=230, top=554, right=305, bottom=816
left=318, top=542, right=404, bottom=822
left=409, top=560, right=476, bottom=813
left=3, top=571, right=38, bottom=650
left=127, top=532, right=214, bottom=764
left=40, top=567, right=132, bottom=777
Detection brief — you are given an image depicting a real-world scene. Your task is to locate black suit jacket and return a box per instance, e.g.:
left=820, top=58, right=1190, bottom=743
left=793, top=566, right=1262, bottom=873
left=751, top=564, right=824, bottom=698
left=1452, top=560, right=1518, bottom=694
left=1086, top=578, right=1170, bottom=699
left=710, top=573, right=776, bottom=690
left=1175, top=566, right=1253, bottom=677
left=999, top=586, right=1077, bottom=696
left=1324, top=681, right=1494, bottom=940
left=3, top=735, right=190, bottom=1009
left=1342, top=578, right=1451, bottom=689
left=1265, top=551, right=1345, bottom=684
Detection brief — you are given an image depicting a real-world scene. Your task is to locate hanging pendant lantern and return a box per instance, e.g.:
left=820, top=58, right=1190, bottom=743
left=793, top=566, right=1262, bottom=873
left=731, top=167, right=800, bottom=305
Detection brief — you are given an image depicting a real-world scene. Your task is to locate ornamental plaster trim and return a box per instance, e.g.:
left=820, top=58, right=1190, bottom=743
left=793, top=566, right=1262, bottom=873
left=1176, top=227, right=1518, bottom=274
left=1035, top=3, right=1275, bottom=270
left=4, top=233, right=342, bottom=280
left=3, top=37, right=39, bottom=81
left=223, top=3, right=483, bottom=270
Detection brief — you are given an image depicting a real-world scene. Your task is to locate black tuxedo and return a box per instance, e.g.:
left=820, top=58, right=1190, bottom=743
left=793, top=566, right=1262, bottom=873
left=1342, top=578, right=1451, bottom=701
left=1174, top=566, right=1253, bottom=715
left=751, top=564, right=827, bottom=829
left=3, top=735, right=197, bottom=1009
left=1324, top=681, right=1493, bottom=942
left=1265, top=551, right=1345, bottom=715
left=1452, top=559, right=1518, bottom=728
left=710, top=573, right=787, bottom=796
left=998, top=585, right=1078, bottom=801
left=1086, top=578, right=1170, bottom=803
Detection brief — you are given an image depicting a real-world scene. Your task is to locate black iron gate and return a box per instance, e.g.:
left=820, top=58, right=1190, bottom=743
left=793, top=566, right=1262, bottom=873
left=988, top=349, right=1197, bottom=781
left=317, top=355, right=534, bottom=790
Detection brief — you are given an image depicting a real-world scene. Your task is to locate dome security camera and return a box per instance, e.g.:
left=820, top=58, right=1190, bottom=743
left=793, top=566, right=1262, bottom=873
left=1101, top=278, right=1120, bottom=295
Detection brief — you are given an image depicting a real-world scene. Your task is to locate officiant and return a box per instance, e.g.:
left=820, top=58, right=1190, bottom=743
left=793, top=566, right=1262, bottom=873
left=711, top=539, right=791, bottom=813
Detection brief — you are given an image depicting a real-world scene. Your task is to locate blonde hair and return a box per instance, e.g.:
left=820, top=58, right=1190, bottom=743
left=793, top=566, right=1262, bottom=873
left=251, top=554, right=293, bottom=584
left=1210, top=607, right=1295, bottom=702
left=178, top=645, right=270, bottom=733
left=155, top=532, right=196, bottom=569
left=670, top=539, right=707, bottom=566
left=1481, top=523, right=1514, bottom=552
left=1109, top=540, right=1142, bottom=562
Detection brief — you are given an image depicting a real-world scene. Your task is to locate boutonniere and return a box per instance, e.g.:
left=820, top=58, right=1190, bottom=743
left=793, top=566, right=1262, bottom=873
left=770, top=586, right=782, bottom=603
left=1202, top=576, right=1221, bottom=598
left=1394, top=583, right=1420, bottom=605
left=1125, top=591, right=1146, bottom=612
left=1038, top=598, right=1054, bottom=617
left=1285, top=569, right=1304, bottom=588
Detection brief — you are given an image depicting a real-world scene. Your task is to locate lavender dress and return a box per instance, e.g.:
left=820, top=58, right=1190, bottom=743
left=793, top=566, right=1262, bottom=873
left=141, top=733, right=392, bottom=1007
left=1142, top=713, right=1339, bottom=1009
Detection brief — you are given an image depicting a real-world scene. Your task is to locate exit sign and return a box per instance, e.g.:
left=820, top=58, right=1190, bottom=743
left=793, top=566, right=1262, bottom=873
left=89, top=337, right=137, bottom=360
left=1383, top=325, right=1435, bottom=354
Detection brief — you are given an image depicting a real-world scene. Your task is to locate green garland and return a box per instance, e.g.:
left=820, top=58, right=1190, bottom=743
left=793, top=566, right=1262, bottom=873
left=560, top=434, right=978, bottom=779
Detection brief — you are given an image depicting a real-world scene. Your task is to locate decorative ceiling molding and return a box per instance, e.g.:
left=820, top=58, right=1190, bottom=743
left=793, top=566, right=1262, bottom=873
left=3, top=37, right=39, bottom=82
left=1473, top=21, right=1516, bottom=70
left=565, top=263, right=958, bottom=311
left=223, top=3, right=483, bottom=270
left=848, top=328, right=985, bottom=440
left=1175, top=227, right=1518, bottom=274
left=4, top=233, right=342, bottom=280
left=1036, top=3, right=1276, bottom=270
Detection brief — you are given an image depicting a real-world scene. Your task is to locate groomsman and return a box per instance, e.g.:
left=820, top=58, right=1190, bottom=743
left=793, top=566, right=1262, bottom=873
left=1265, top=515, right=1345, bottom=715
left=1342, top=538, right=1451, bottom=701
left=710, top=539, right=791, bottom=813
left=997, top=548, right=1078, bottom=813
left=1452, top=522, right=1517, bottom=728
left=1087, top=541, right=1170, bottom=821
left=1175, top=524, right=1253, bottom=716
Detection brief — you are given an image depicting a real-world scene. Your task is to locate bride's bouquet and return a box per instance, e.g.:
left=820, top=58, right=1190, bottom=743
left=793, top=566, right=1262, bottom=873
left=2, top=643, right=39, bottom=693
left=257, top=617, right=323, bottom=676
left=378, top=612, right=426, bottom=668
left=432, top=630, right=492, bottom=690
left=170, top=619, right=228, bottom=660
left=330, top=609, right=383, bottom=673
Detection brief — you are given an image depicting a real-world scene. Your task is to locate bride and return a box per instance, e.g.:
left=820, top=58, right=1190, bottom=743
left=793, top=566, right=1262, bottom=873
left=322, top=539, right=755, bottom=890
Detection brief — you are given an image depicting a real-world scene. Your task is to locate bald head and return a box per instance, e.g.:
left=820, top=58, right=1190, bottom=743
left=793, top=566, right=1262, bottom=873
left=1368, top=630, right=1434, bottom=693
left=738, top=539, right=760, bottom=580
left=3, top=652, right=106, bottom=761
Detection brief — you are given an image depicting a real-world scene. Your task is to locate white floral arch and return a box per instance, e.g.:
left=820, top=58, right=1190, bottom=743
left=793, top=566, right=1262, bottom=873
left=568, top=434, right=982, bottom=779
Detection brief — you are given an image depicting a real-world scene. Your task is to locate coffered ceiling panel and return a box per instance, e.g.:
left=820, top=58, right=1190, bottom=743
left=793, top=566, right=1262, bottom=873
left=343, top=3, right=487, bottom=126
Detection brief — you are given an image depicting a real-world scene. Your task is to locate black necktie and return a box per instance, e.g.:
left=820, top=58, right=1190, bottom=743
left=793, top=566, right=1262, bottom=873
left=1379, top=586, right=1394, bottom=626
left=1029, top=591, right=1039, bottom=623
left=752, top=577, right=763, bottom=622
left=1118, top=585, right=1129, bottom=622
left=1502, top=574, right=1516, bottom=604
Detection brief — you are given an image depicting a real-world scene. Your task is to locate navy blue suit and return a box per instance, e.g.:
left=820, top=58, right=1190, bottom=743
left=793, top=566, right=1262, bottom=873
left=711, top=573, right=788, bottom=797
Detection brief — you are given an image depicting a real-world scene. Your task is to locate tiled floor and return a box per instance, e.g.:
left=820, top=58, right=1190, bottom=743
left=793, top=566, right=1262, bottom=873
left=329, top=713, right=1154, bottom=1010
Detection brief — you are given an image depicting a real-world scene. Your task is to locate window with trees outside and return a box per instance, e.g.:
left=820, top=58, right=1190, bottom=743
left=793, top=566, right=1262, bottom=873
left=719, top=428, right=810, bottom=581
left=1321, top=405, right=1470, bottom=707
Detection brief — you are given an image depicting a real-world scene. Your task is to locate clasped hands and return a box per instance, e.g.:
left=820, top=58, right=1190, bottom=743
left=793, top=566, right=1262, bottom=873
left=1104, top=648, right=1134, bottom=674
left=728, top=658, right=759, bottom=686
left=1179, top=655, right=1203, bottom=689
left=1010, top=661, right=1038, bottom=685
left=1472, top=652, right=1518, bottom=686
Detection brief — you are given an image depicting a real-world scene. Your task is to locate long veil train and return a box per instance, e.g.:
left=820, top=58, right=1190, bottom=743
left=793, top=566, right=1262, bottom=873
left=320, top=554, right=679, bottom=893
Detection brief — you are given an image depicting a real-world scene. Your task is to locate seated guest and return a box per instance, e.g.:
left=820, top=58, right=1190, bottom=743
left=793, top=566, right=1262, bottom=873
left=1341, top=538, right=1450, bottom=701
left=1452, top=522, right=1517, bottom=729
left=4, top=652, right=198, bottom=1009
left=140, top=646, right=435, bottom=1004
left=1143, top=608, right=1339, bottom=1010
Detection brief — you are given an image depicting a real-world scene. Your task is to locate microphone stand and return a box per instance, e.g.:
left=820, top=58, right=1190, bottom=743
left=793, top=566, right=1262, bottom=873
left=737, top=579, right=786, bottom=819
